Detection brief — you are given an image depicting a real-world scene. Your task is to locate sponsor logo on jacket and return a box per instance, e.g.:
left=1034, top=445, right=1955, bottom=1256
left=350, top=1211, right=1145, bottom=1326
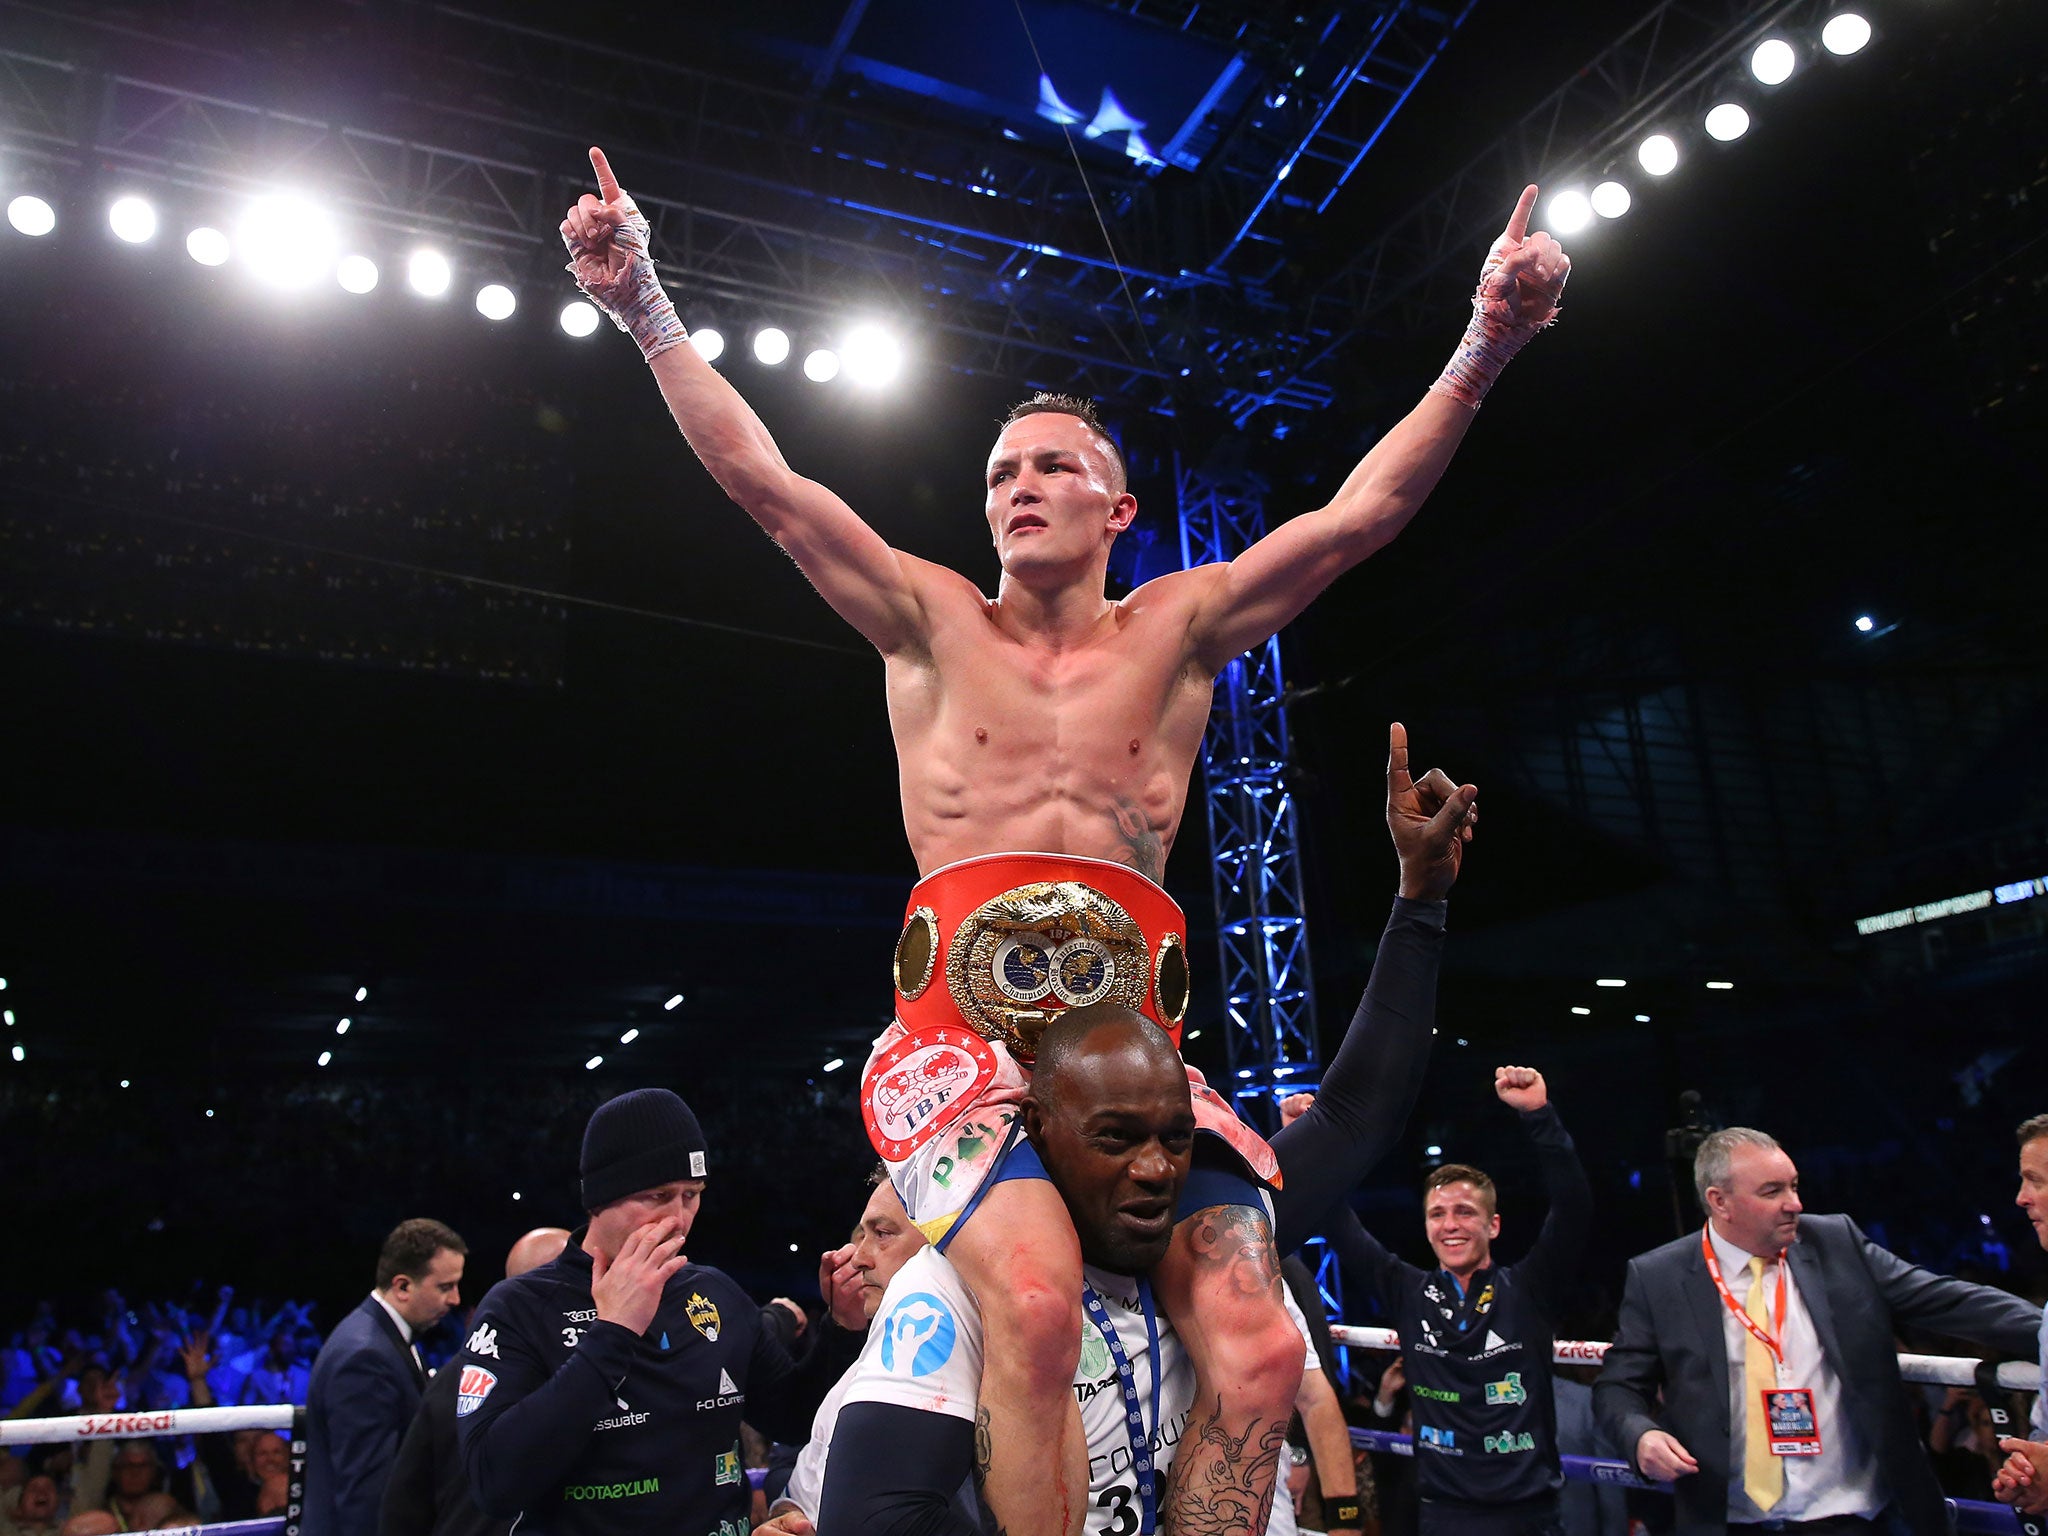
left=562, top=1478, right=660, bottom=1500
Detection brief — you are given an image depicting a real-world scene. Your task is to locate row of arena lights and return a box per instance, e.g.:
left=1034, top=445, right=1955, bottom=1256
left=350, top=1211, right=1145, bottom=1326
left=1539, top=13, right=1874, bottom=236
left=2, top=190, right=906, bottom=386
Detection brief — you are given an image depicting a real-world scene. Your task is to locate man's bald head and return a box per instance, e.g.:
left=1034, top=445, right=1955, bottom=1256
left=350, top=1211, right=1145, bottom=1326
left=506, top=1226, right=571, bottom=1278
left=1030, top=1004, right=1181, bottom=1105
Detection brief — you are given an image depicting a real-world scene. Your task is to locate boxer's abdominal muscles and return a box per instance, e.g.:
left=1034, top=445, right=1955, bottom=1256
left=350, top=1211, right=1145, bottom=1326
left=885, top=599, right=1214, bottom=878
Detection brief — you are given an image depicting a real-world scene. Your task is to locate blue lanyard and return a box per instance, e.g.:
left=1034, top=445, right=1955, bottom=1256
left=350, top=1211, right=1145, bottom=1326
left=1080, top=1277, right=1162, bottom=1536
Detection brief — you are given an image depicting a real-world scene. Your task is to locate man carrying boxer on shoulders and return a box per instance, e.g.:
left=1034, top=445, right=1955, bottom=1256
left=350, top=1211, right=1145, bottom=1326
left=561, top=143, right=1566, bottom=1536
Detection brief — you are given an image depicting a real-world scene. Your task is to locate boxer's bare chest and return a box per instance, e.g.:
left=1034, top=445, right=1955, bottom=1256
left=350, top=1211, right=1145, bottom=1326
left=884, top=590, right=1216, bottom=879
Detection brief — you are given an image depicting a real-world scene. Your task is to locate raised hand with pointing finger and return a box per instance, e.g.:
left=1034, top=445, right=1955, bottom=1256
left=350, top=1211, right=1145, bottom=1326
left=560, top=147, right=688, bottom=361
left=1431, top=184, right=1572, bottom=410
left=1385, top=721, right=1477, bottom=902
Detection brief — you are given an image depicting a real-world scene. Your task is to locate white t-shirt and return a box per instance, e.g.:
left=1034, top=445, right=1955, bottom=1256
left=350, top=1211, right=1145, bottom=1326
left=825, top=1247, right=1317, bottom=1536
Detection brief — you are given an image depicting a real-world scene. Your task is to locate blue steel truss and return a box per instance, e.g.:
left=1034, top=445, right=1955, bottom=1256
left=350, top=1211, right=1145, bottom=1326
left=1174, top=459, right=1320, bottom=1121
left=1175, top=452, right=1345, bottom=1357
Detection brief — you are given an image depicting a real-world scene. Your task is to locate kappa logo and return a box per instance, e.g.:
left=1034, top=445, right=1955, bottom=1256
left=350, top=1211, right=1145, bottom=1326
left=464, top=1325, right=499, bottom=1359
left=686, top=1292, right=722, bottom=1342
left=880, top=1293, right=958, bottom=1378
left=454, top=1365, right=497, bottom=1418
left=1484, top=1372, right=1526, bottom=1406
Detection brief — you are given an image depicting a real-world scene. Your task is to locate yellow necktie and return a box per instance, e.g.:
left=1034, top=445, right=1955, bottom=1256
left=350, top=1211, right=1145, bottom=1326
left=1743, top=1255, right=1784, bottom=1511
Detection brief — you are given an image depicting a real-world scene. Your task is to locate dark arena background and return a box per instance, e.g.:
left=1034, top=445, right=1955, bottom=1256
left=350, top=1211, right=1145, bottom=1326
left=1, top=0, right=2044, bottom=1518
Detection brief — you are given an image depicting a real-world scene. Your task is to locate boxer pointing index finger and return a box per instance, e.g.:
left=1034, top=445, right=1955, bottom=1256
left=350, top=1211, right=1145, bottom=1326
left=589, top=146, right=623, bottom=207
left=1503, top=184, right=1538, bottom=245
left=1387, top=721, right=1414, bottom=800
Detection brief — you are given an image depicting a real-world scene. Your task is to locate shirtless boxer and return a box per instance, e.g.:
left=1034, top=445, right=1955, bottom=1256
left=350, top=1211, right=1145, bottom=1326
left=562, top=145, right=1567, bottom=1536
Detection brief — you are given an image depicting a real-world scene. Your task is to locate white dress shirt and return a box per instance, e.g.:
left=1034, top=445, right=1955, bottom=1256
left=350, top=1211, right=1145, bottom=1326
left=2033, top=1304, right=2047, bottom=1438
left=368, top=1290, right=425, bottom=1377
left=1707, top=1223, right=1886, bottom=1524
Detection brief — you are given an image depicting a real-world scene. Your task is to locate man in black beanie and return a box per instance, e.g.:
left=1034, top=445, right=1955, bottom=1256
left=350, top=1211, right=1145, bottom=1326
left=451, top=1088, right=862, bottom=1536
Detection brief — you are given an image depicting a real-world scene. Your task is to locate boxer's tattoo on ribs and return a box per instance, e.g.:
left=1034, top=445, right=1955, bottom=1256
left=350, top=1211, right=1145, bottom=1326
left=1162, top=1394, right=1287, bottom=1536
left=1111, top=797, right=1165, bottom=883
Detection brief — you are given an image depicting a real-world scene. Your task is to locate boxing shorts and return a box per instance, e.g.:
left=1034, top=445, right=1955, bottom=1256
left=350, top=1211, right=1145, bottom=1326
left=859, top=852, right=1279, bottom=1249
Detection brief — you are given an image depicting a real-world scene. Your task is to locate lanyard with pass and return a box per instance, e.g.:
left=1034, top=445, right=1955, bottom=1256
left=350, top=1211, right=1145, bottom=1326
left=1701, top=1225, right=1789, bottom=1377
left=1081, top=1277, right=1164, bottom=1536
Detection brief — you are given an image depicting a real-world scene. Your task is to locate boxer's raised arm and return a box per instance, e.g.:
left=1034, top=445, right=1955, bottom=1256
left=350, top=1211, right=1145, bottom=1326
left=564, top=148, right=927, bottom=656
left=1185, top=188, right=1568, bottom=674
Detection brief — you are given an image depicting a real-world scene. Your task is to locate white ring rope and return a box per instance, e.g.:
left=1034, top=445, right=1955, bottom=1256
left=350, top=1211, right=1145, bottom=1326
left=1327, top=1326, right=2041, bottom=1391
left=0, top=1404, right=294, bottom=1446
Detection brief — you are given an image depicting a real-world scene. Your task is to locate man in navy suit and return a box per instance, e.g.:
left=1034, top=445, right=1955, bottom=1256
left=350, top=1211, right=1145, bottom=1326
left=304, top=1218, right=469, bottom=1536
left=1595, top=1127, right=2041, bottom=1535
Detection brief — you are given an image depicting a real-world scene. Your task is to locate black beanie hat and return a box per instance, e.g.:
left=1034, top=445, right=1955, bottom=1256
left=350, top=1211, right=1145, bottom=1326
left=580, top=1088, right=708, bottom=1211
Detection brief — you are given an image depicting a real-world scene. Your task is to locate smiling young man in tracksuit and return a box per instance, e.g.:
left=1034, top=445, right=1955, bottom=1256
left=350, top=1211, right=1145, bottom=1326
left=452, top=1088, right=861, bottom=1536
left=1329, top=1066, right=1590, bottom=1536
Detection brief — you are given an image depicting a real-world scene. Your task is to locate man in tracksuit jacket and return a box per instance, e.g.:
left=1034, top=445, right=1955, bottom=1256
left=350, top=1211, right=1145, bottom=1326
left=1328, top=1066, right=1591, bottom=1536
left=454, top=1088, right=861, bottom=1536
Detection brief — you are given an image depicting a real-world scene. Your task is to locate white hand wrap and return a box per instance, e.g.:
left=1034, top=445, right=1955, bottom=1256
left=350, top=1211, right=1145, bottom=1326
left=1429, top=235, right=1564, bottom=410
left=563, top=201, right=688, bottom=362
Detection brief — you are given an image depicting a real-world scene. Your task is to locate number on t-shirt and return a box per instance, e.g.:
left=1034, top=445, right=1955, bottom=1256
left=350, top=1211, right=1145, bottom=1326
left=1095, top=1483, right=1138, bottom=1536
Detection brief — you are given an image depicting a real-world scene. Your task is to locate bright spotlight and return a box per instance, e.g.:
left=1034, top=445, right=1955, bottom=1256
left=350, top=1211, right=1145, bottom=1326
left=108, top=196, right=157, bottom=244
left=664, top=993, right=684, bottom=1010
left=407, top=249, right=452, bottom=297
left=336, top=255, right=379, bottom=294
left=186, top=226, right=231, bottom=266
left=1634, top=1014, right=1651, bottom=1023
left=560, top=300, right=600, bottom=337
left=1854, top=614, right=1875, bottom=632
left=585, top=1054, right=604, bottom=1070
left=1704, top=103, right=1751, bottom=142
left=1570, top=1006, right=1591, bottom=1016
left=7, top=195, right=55, bottom=237
left=475, top=283, right=517, bottom=321
left=1821, top=12, right=1871, bottom=55
left=317, top=1050, right=332, bottom=1067
left=355, top=986, right=368, bottom=1002
left=336, top=1018, right=351, bottom=1035
left=803, top=348, right=840, bottom=383
left=1637, top=134, right=1679, bottom=177
left=10, top=1044, right=22, bottom=1063
left=1596, top=978, right=1627, bottom=988
left=690, top=327, right=725, bottom=363
left=1706, top=980, right=1735, bottom=990
left=1545, top=190, right=1593, bottom=235
left=1750, top=38, right=1796, bottom=85
left=752, top=326, right=790, bottom=365
left=238, top=194, right=338, bottom=290
left=840, top=324, right=903, bottom=386
left=822, top=1057, right=845, bottom=1073
left=1590, top=181, right=1632, bottom=219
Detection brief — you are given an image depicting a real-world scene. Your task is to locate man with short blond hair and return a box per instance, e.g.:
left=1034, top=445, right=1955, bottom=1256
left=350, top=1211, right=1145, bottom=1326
left=1597, top=1126, right=2042, bottom=1534
left=1321, top=1068, right=1590, bottom=1535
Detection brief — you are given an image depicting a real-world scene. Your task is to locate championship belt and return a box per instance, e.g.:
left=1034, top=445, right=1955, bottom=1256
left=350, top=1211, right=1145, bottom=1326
left=891, top=852, right=1192, bottom=1059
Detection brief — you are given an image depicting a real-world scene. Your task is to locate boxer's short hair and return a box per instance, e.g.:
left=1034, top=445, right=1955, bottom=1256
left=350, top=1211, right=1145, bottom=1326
left=1000, top=393, right=1127, bottom=493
